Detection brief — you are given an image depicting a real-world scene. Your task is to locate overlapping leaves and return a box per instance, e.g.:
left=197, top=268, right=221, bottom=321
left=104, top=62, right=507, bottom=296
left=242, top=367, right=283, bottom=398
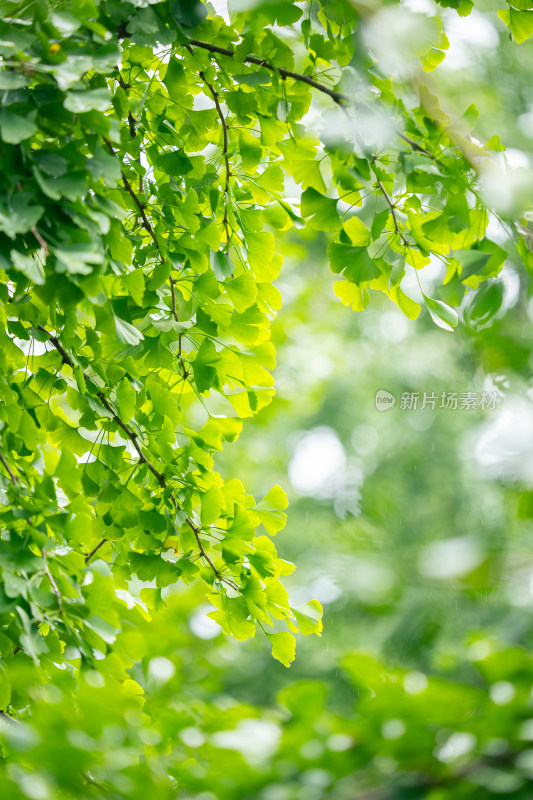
left=0, top=0, right=530, bottom=794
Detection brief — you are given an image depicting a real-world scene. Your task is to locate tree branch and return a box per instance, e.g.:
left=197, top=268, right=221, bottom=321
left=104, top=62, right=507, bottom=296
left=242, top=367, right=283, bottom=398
left=85, top=538, right=107, bottom=564
left=367, top=154, right=411, bottom=248
left=37, top=326, right=232, bottom=588
left=376, top=177, right=410, bottom=246
left=31, top=226, right=48, bottom=258
left=36, top=324, right=71, bottom=365
left=104, top=139, right=158, bottom=247
left=103, top=139, right=179, bottom=323
left=380, top=182, right=411, bottom=246
left=170, top=275, right=178, bottom=322
left=117, top=74, right=137, bottom=140
left=42, top=552, right=63, bottom=616
left=185, top=515, right=238, bottom=590
left=199, top=71, right=232, bottom=256
left=0, top=451, right=18, bottom=485
left=189, top=39, right=349, bottom=106
left=398, top=132, right=434, bottom=159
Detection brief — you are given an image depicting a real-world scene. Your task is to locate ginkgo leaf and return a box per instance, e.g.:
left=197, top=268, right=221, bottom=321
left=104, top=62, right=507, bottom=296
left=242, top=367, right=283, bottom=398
left=268, top=631, right=296, bottom=667
left=253, top=486, right=288, bottom=535
left=423, top=295, right=458, bottom=332
left=115, top=316, right=144, bottom=345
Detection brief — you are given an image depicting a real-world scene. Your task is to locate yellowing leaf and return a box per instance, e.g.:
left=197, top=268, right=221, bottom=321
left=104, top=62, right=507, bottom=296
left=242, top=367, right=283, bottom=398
left=268, top=631, right=296, bottom=667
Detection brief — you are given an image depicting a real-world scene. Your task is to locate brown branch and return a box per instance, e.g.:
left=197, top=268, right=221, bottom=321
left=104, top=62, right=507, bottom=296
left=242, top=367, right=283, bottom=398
left=398, top=132, right=433, bottom=159
left=116, top=73, right=143, bottom=192
left=189, top=39, right=349, bottom=106
left=104, top=139, right=158, bottom=248
left=0, top=450, right=63, bottom=614
left=184, top=514, right=238, bottom=591
left=170, top=275, right=178, bottom=322
left=397, top=131, right=444, bottom=170
left=199, top=71, right=232, bottom=256
left=42, top=552, right=63, bottom=616
left=377, top=179, right=408, bottom=243
left=31, top=226, right=48, bottom=258
left=370, top=159, right=411, bottom=248
left=37, top=327, right=230, bottom=587
left=117, top=74, right=137, bottom=140
left=0, top=452, right=18, bottom=485
left=85, top=538, right=107, bottom=564
left=190, top=41, right=441, bottom=167
left=37, top=324, right=71, bottom=364
left=177, top=333, right=188, bottom=379
left=103, top=139, right=179, bottom=321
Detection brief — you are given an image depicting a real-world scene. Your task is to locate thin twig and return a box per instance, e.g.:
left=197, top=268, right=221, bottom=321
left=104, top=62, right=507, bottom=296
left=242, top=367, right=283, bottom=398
left=42, top=552, right=63, bottom=615
left=378, top=180, right=409, bottom=244
left=374, top=172, right=411, bottom=247
left=397, top=132, right=433, bottom=159
left=83, top=772, right=107, bottom=790
left=0, top=452, right=18, bottom=485
left=177, top=333, right=188, bottom=379
left=36, top=324, right=70, bottom=364
left=200, top=71, right=232, bottom=256
left=0, top=450, right=63, bottom=614
left=184, top=514, right=238, bottom=590
left=31, top=226, right=48, bottom=257
left=103, top=139, right=179, bottom=321
left=37, top=327, right=231, bottom=587
left=85, top=539, right=107, bottom=564
left=170, top=275, right=178, bottom=321
left=104, top=139, right=157, bottom=247
left=117, top=74, right=137, bottom=140
left=189, top=39, right=349, bottom=106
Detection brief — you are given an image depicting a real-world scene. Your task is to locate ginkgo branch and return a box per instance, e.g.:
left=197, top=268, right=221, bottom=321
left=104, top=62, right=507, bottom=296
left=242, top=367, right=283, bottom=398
left=36, top=326, right=234, bottom=588
left=372, top=168, right=411, bottom=248
left=103, top=138, right=178, bottom=321
left=199, top=70, right=232, bottom=256
left=104, top=139, right=157, bottom=245
left=398, top=132, right=435, bottom=160
left=0, top=451, right=18, bottom=485
left=31, top=226, right=48, bottom=257
left=85, top=539, right=107, bottom=564
left=189, top=39, right=349, bottom=106
left=117, top=74, right=137, bottom=140
left=42, top=552, right=64, bottom=616
left=379, top=181, right=410, bottom=246
left=0, top=450, right=64, bottom=614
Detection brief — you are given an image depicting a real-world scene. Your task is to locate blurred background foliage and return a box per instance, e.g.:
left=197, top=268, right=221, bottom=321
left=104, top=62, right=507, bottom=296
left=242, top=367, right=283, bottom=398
left=4, top=0, right=533, bottom=797
left=183, top=0, right=533, bottom=790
